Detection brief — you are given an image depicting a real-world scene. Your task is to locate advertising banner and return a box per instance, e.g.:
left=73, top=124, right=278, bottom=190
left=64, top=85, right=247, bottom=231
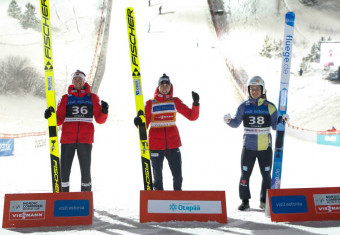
left=0, top=139, right=14, bottom=156
left=268, top=187, right=340, bottom=222
left=2, top=192, right=93, bottom=228
left=140, top=190, right=227, bottom=223
left=317, top=130, right=340, bottom=147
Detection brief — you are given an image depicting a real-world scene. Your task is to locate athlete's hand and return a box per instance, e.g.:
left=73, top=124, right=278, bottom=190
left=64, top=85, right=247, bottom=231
left=134, top=116, right=143, bottom=127
left=224, top=113, right=231, bottom=124
left=44, top=106, right=55, bottom=119
left=192, top=91, right=199, bottom=106
left=101, top=100, right=109, bottom=114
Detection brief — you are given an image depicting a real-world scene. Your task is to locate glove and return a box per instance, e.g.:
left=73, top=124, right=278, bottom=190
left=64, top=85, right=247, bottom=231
left=192, top=91, right=199, bottom=106
left=44, top=106, right=55, bottom=119
left=224, top=113, right=231, bottom=124
left=278, top=114, right=290, bottom=124
left=134, top=116, right=143, bottom=127
left=282, top=114, right=290, bottom=123
left=101, top=100, right=109, bottom=114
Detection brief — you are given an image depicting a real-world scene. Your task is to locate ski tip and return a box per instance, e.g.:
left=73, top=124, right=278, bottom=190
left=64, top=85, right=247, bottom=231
left=285, top=12, right=295, bottom=27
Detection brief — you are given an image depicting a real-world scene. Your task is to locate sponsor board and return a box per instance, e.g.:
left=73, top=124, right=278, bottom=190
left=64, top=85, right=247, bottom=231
left=268, top=187, right=340, bottom=222
left=9, top=200, right=46, bottom=221
left=0, top=139, right=14, bottom=156
left=2, top=192, right=93, bottom=228
left=140, top=191, right=227, bottom=223
left=317, top=132, right=340, bottom=147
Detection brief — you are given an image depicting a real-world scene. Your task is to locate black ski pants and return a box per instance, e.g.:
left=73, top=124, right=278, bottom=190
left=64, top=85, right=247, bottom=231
left=150, top=148, right=182, bottom=190
left=239, top=147, right=272, bottom=202
left=60, top=143, right=92, bottom=192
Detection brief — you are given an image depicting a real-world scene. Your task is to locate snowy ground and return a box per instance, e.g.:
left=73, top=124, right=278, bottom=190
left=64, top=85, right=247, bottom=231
left=1, top=0, right=340, bottom=234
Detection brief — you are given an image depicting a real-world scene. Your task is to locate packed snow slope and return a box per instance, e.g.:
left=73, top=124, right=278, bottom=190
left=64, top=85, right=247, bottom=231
left=1, top=0, right=340, bottom=234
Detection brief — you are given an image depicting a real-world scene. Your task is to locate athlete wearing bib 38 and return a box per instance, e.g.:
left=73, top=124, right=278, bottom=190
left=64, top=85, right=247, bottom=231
left=224, top=76, right=289, bottom=211
left=134, top=74, right=199, bottom=190
left=44, top=70, right=108, bottom=192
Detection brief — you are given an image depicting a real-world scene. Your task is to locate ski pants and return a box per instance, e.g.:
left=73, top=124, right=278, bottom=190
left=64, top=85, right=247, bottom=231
left=239, top=147, right=272, bottom=202
left=60, top=143, right=92, bottom=192
left=150, top=148, right=182, bottom=190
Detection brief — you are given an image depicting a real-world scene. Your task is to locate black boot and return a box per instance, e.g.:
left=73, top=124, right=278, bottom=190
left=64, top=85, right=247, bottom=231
left=238, top=199, right=250, bottom=211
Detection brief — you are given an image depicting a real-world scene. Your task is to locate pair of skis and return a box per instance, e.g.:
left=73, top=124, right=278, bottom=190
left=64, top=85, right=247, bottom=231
left=39, top=0, right=61, bottom=193
left=271, top=12, right=295, bottom=189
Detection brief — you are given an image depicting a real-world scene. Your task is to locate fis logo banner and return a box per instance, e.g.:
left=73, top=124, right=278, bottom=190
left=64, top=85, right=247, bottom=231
left=9, top=200, right=46, bottom=220
left=314, top=193, right=340, bottom=214
left=148, top=200, right=222, bottom=214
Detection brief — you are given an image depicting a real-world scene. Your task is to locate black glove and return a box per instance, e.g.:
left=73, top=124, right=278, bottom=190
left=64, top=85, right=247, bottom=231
left=192, top=91, right=199, bottom=106
left=44, top=106, right=55, bottom=119
left=101, top=100, right=109, bottom=114
left=134, top=116, right=143, bottom=127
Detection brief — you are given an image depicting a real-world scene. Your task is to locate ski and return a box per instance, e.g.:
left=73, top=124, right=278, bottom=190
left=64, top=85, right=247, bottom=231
left=39, top=0, right=61, bottom=193
left=271, top=12, right=295, bottom=189
left=126, top=7, right=153, bottom=190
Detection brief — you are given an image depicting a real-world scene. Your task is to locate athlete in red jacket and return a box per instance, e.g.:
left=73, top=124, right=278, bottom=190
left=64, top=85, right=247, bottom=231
left=134, top=73, right=199, bottom=190
left=45, top=70, right=108, bottom=192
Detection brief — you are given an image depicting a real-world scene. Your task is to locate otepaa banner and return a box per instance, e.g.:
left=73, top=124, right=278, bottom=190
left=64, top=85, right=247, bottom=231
left=140, top=191, right=227, bottom=223
left=2, top=192, right=93, bottom=228
left=268, top=187, right=340, bottom=222
left=0, top=139, right=14, bottom=156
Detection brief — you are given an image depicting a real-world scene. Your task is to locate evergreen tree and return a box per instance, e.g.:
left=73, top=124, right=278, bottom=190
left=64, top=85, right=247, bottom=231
left=273, top=39, right=283, bottom=58
left=7, top=0, right=22, bottom=19
left=20, top=3, right=39, bottom=30
left=259, top=35, right=273, bottom=58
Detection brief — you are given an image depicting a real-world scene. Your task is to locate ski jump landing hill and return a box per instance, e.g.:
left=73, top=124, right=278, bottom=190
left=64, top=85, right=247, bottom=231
left=207, top=0, right=340, bottom=148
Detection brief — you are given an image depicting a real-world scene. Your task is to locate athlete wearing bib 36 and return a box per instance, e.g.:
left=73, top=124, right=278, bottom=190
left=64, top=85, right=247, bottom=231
left=134, top=74, right=199, bottom=190
left=45, top=70, right=108, bottom=192
left=224, top=76, right=289, bottom=211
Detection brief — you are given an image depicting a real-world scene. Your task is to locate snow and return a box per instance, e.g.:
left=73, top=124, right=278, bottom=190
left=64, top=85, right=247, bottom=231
left=221, top=0, right=340, bottom=130
left=1, top=0, right=340, bottom=234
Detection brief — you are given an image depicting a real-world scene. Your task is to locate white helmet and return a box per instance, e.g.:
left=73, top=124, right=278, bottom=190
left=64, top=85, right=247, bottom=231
left=247, top=76, right=265, bottom=94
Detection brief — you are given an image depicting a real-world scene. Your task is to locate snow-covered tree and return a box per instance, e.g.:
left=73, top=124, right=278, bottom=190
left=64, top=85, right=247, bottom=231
left=259, top=36, right=282, bottom=58
left=0, top=57, right=44, bottom=97
left=20, top=3, right=39, bottom=30
left=7, top=0, right=22, bottom=19
left=259, top=35, right=273, bottom=58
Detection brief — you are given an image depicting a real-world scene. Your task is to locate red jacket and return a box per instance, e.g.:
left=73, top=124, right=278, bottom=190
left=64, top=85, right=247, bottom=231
left=145, top=86, right=199, bottom=150
left=56, top=83, right=108, bottom=144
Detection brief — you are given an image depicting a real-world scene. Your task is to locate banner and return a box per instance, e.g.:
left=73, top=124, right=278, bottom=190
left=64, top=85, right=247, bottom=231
left=2, top=192, right=93, bottom=228
left=268, top=187, right=340, bottom=222
left=317, top=130, right=340, bottom=147
left=140, top=190, right=227, bottom=223
left=0, top=139, right=14, bottom=156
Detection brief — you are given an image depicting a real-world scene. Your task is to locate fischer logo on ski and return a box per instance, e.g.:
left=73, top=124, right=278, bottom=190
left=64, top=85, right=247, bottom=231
left=39, top=0, right=61, bottom=193
left=126, top=7, right=153, bottom=191
left=271, top=12, right=295, bottom=189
